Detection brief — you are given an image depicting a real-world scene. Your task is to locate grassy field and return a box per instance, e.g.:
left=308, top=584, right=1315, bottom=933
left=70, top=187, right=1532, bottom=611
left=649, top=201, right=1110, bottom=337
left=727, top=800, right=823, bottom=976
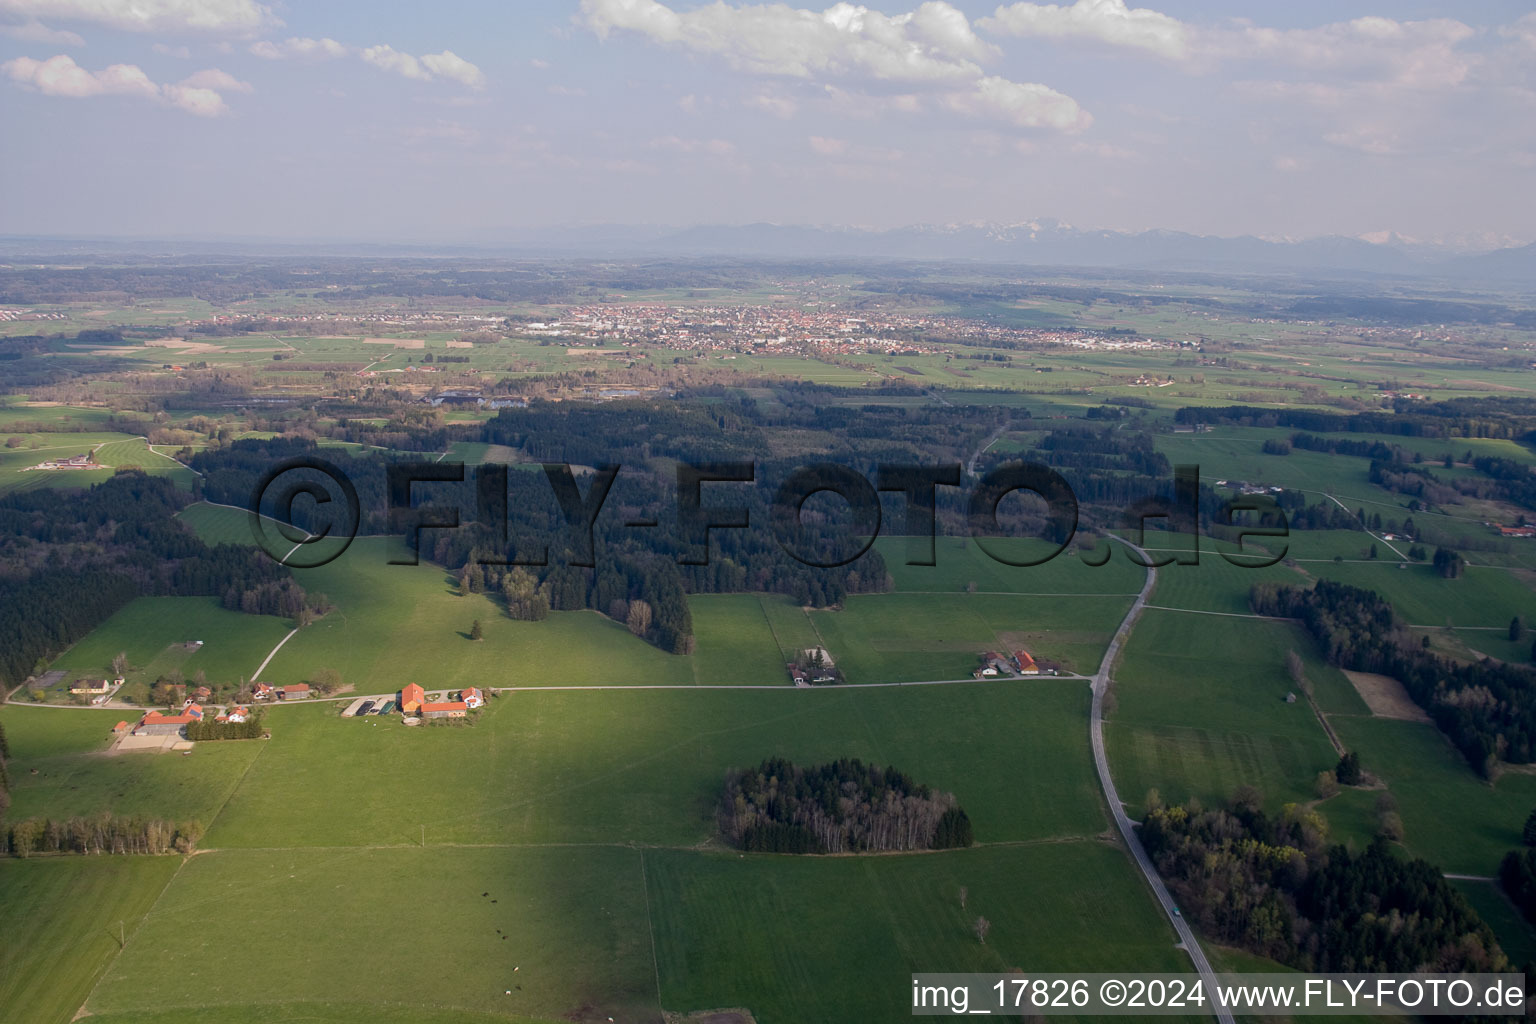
left=46, top=596, right=294, bottom=695
left=1323, top=714, right=1536, bottom=876
left=86, top=845, right=659, bottom=1024
left=201, top=681, right=1106, bottom=849
left=0, top=436, right=197, bottom=494
left=0, top=705, right=266, bottom=824
left=878, top=535, right=1145, bottom=595
left=1452, top=879, right=1536, bottom=968
left=811, top=591, right=1133, bottom=680
left=0, top=856, right=183, bottom=1024
left=1, top=677, right=1187, bottom=1024
left=647, top=841, right=1185, bottom=1022
left=1105, top=609, right=1343, bottom=817
left=174, top=501, right=260, bottom=546
left=1306, top=560, right=1536, bottom=629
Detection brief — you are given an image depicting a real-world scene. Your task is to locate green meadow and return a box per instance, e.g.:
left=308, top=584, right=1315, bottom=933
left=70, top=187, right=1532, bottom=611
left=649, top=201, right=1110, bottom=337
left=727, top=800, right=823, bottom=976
left=204, top=681, right=1106, bottom=849
left=811, top=591, right=1133, bottom=680
left=0, top=857, right=183, bottom=1024
left=1322, top=714, right=1536, bottom=876
left=0, top=705, right=265, bottom=825
left=1105, top=609, right=1344, bottom=817
left=47, top=596, right=294, bottom=694
left=0, top=678, right=1184, bottom=1024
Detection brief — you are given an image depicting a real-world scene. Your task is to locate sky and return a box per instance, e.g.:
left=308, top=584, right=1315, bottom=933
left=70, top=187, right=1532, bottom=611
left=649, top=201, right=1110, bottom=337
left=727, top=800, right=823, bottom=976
left=0, top=0, right=1533, bottom=246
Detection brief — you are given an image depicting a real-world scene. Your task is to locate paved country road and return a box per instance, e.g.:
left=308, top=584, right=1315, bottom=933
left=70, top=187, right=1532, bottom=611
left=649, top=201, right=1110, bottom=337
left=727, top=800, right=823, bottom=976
left=1098, top=536, right=1235, bottom=1024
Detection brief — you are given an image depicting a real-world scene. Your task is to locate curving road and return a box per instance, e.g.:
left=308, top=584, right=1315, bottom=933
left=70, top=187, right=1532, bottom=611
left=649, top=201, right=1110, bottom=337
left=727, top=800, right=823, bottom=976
left=1095, top=536, right=1234, bottom=1023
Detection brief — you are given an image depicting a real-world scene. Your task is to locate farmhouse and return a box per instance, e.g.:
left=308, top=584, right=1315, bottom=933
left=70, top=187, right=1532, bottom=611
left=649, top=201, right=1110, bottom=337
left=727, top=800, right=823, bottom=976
left=252, top=682, right=276, bottom=701
left=1501, top=525, right=1536, bottom=539
left=277, top=684, right=310, bottom=700
left=134, top=711, right=195, bottom=737
left=227, top=706, right=250, bottom=723
left=420, top=700, right=468, bottom=720
left=460, top=687, right=485, bottom=709
left=69, top=678, right=115, bottom=695
left=183, top=703, right=205, bottom=721
left=1013, top=650, right=1040, bottom=675
left=400, top=683, right=425, bottom=714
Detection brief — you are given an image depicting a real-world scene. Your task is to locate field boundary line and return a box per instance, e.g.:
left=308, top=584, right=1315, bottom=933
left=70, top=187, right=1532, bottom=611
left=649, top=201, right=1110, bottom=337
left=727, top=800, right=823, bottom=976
left=639, top=849, right=664, bottom=1013
left=74, top=851, right=194, bottom=1019
left=1142, top=606, right=1299, bottom=621
left=756, top=595, right=789, bottom=664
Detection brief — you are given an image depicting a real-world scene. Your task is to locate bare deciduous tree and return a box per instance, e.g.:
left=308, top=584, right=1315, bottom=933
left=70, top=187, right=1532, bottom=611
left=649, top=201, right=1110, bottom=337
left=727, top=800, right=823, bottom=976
left=626, top=599, right=653, bottom=637
left=959, top=885, right=968, bottom=910
left=973, top=916, right=990, bottom=944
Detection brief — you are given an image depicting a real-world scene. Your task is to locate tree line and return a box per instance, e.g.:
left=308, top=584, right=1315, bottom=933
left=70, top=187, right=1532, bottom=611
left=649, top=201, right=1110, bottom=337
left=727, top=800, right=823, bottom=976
left=719, top=757, right=973, bottom=854
left=3, top=813, right=205, bottom=857
left=1178, top=397, right=1536, bottom=443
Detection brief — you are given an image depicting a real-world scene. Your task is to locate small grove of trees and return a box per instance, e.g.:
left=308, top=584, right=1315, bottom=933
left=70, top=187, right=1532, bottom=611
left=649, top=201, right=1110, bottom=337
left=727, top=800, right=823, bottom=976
left=502, top=568, right=550, bottom=622
left=3, top=814, right=204, bottom=857
left=1432, top=546, right=1465, bottom=579
left=1335, top=751, right=1363, bottom=786
left=720, top=757, right=974, bottom=854
left=309, top=668, right=343, bottom=695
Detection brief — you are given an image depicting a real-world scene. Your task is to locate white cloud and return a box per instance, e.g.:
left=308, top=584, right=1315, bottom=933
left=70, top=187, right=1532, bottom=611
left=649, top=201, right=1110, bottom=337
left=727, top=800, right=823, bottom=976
left=0, top=17, right=82, bottom=44
left=179, top=67, right=250, bottom=92
left=420, top=50, right=485, bottom=89
left=361, top=43, right=426, bottom=79
left=2, top=52, right=244, bottom=114
left=249, top=36, right=348, bottom=60
left=0, top=0, right=275, bottom=35
left=943, top=75, right=1089, bottom=131
left=982, top=0, right=1188, bottom=60
left=583, top=0, right=994, bottom=83
left=581, top=0, right=1087, bottom=132
left=2, top=52, right=156, bottom=97
left=161, top=82, right=226, bottom=115
left=360, top=43, right=484, bottom=88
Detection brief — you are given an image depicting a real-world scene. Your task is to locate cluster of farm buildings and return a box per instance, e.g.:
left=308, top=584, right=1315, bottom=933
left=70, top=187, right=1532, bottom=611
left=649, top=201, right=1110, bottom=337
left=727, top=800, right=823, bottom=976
left=126, top=688, right=252, bottom=737
left=398, top=683, right=485, bottom=719
left=25, top=452, right=104, bottom=472
left=975, top=650, right=1044, bottom=679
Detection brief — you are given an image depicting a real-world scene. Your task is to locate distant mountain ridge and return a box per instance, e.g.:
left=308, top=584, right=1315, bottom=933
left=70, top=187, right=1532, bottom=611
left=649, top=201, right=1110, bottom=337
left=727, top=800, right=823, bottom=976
left=620, top=221, right=1531, bottom=279
left=3, top=222, right=1533, bottom=283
